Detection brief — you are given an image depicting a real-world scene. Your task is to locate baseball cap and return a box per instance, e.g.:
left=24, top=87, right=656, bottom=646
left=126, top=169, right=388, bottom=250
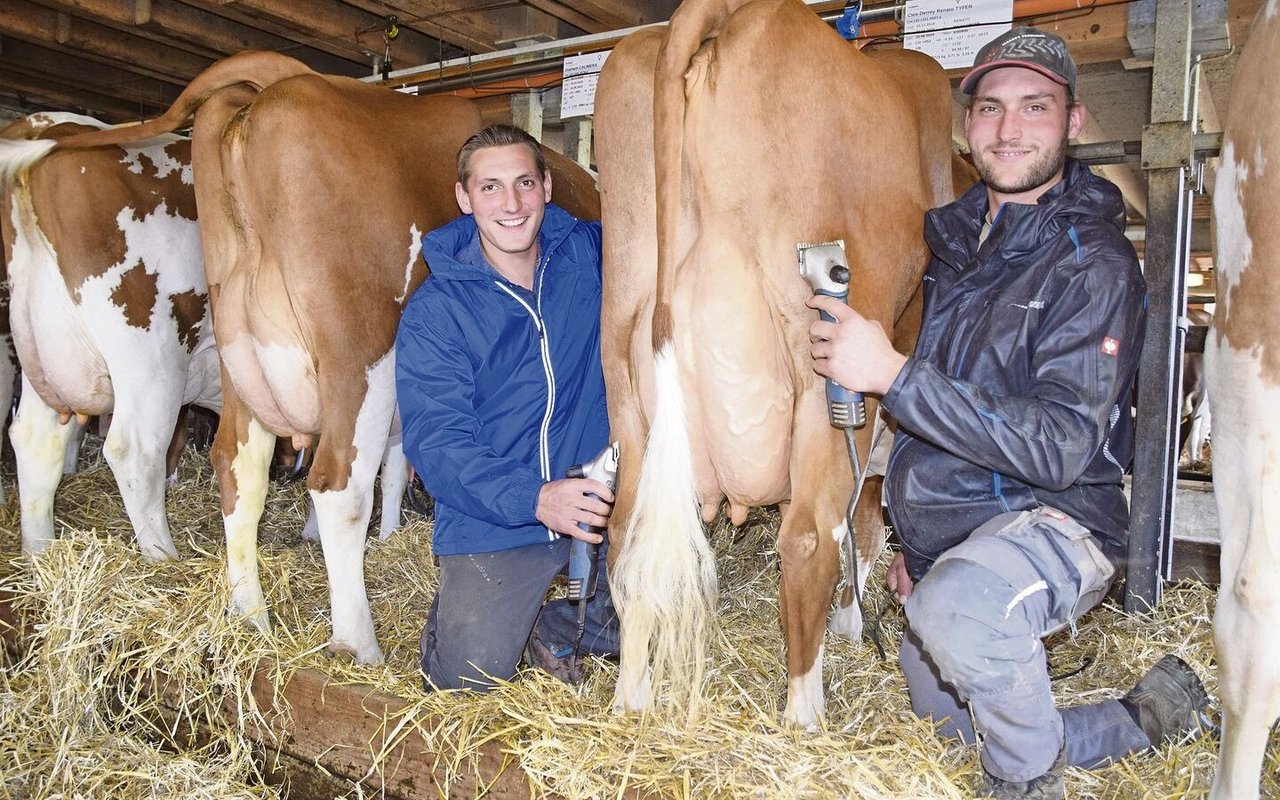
left=960, top=27, right=1077, bottom=96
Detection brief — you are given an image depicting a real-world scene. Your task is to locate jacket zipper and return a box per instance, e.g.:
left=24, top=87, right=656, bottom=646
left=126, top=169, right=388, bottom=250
left=494, top=248, right=557, bottom=540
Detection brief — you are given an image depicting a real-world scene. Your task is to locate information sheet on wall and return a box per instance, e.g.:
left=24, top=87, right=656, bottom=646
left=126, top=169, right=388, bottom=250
left=903, top=0, right=1013, bottom=69
left=560, top=51, right=610, bottom=119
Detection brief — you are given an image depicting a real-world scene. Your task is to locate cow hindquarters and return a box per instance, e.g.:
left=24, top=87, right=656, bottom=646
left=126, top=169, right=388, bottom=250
left=1207, top=342, right=1280, bottom=800
left=611, top=347, right=717, bottom=715
left=12, top=375, right=77, bottom=552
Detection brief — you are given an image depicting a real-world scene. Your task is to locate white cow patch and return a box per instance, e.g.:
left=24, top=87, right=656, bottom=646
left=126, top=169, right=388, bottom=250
left=1213, top=142, right=1253, bottom=312
left=785, top=643, right=826, bottom=730
left=397, top=223, right=423, bottom=304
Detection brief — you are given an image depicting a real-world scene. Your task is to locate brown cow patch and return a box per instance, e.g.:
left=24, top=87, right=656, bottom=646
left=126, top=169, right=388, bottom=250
left=169, top=289, right=207, bottom=352
left=111, top=262, right=158, bottom=329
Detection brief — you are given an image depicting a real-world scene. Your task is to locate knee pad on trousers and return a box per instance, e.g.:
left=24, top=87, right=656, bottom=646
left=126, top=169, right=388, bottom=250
left=906, top=558, right=1036, bottom=700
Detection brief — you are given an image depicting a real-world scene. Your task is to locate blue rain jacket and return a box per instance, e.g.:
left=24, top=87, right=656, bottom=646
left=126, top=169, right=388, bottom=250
left=883, top=159, right=1147, bottom=581
left=396, top=204, right=609, bottom=556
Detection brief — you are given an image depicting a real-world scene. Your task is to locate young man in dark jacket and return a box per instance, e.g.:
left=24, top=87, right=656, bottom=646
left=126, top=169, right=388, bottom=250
left=808, top=28, right=1210, bottom=799
left=396, top=124, right=619, bottom=691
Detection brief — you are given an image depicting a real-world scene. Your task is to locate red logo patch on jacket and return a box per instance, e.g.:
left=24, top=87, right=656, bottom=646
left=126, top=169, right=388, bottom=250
left=1101, top=337, right=1120, bottom=356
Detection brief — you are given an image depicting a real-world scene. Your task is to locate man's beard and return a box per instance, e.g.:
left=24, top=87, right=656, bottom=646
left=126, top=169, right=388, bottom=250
left=975, top=134, right=1069, bottom=197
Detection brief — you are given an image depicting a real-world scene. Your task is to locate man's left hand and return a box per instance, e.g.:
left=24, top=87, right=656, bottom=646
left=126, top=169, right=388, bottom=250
left=807, top=295, right=908, bottom=396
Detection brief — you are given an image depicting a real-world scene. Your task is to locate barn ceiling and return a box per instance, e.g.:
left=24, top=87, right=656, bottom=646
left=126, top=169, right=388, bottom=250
left=0, top=0, right=1268, bottom=246
left=0, top=0, right=678, bottom=122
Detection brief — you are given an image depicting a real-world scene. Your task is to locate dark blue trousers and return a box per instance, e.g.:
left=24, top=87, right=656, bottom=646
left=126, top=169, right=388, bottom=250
left=421, top=536, right=620, bottom=691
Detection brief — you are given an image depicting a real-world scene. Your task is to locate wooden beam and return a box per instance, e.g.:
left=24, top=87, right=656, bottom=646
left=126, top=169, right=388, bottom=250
left=29, top=0, right=369, bottom=76
left=0, top=66, right=152, bottom=121
left=204, top=0, right=450, bottom=68
left=0, top=38, right=180, bottom=113
left=1, top=0, right=210, bottom=83
left=367, top=0, right=510, bottom=55
left=521, top=0, right=608, bottom=34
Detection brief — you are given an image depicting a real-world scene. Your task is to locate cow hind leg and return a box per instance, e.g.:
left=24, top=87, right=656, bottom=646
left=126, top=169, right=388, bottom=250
left=778, top=392, right=853, bottom=729
left=828, top=475, right=886, bottom=640
left=101, top=387, right=183, bottom=561
left=213, top=398, right=275, bottom=635
left=12, top=377, right=76, bottom=553
left=778, top=509, right=839, bottom=729
left=305, top=356, right=396, bottom=665
left=1210, top=523, right=1280, bottom=800
left=376, top=435, right=408, bottom=541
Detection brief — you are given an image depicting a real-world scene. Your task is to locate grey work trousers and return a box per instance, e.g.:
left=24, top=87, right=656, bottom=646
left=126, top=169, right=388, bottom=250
left=421, top=536, right=621, bottom=691
left=901, top=507, right=1152, bottom=783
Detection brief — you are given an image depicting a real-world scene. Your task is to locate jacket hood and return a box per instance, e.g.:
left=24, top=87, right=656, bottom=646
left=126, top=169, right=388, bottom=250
left=927, top=158, right=1129, bottom=272
left=421, top=203, right=581, bottom=281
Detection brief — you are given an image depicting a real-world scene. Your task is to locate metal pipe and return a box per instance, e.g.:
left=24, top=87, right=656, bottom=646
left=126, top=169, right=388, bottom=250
left=376, top=0, right=1137, bottom=94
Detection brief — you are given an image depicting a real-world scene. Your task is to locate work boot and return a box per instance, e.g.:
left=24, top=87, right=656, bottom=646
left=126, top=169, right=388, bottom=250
left=1121, top=654, right=1214, bottom=747
left=975, top=744, right=1067, bottom=799
left=523, top=628, right=584, bottom=685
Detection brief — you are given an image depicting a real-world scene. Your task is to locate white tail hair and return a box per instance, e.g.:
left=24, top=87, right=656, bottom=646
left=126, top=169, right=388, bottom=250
left=0, top=139, right=57, bottom=181
left=611, top=345, right=718, bottom=718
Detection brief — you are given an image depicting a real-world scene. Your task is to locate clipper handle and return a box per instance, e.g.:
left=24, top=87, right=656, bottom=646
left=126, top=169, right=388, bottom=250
left=564, top=442, right=619, bottom=602
left=815, top=288, right=867, bottom=429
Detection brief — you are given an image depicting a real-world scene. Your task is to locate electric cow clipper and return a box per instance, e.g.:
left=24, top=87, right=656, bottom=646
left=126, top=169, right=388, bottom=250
left=560, top=442, right=619, bottom=669
left=798, top=239, right=867, bottom=430
left=565, top=442, right=619, bottom=605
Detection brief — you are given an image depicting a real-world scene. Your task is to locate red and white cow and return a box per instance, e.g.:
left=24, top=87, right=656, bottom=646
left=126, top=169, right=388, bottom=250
left=0, top=113, right=222, bottom=560
left=50, top=53, right=601, bottom=663
left=595, top=0, right=954, bottom=725
left=1207, top=2, right=1280, bottom=797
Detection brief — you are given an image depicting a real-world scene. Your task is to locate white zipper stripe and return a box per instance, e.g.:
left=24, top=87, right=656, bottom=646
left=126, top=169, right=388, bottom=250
left=496, top=268, right=558, bottom=542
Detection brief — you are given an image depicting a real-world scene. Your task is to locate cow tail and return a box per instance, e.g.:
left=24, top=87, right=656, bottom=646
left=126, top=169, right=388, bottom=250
left=47, top=51, right=315, bottom=151
left=0, top=140, right=58, bottom=274
left=611, top=0, right=751, bottom=719
left=611, top=346, right=718, bottom=718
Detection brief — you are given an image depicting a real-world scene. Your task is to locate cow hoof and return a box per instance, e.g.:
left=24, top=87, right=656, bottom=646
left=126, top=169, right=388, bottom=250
left=326, top=640, right=385, bottom=666
left=232, top=606, right=272, bottom=636
left=139, top=540, right=182, bottom=562
left=611, top=669, right=654, bottom=713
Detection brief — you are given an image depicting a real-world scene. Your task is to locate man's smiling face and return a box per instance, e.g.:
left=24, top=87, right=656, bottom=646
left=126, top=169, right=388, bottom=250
left=964, top=66, right=1085, bottom=209
left=455, top=143, right=553, bottom=273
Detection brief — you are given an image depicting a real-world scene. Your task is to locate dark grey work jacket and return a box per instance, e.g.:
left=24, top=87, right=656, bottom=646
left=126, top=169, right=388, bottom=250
left=883, top=159, right=1147, bottom=582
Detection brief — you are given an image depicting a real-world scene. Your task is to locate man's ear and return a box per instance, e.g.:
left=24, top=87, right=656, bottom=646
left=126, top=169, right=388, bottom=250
left=455, top=181, right=473, bottom=214
left=1067, top=100, right=1087, bottom=141
left=542, top=170, right=553, bottom=204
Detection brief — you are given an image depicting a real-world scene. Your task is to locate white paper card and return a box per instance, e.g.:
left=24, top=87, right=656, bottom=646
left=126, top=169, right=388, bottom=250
left=560, top=51, right=610, bottom=119
left=903, top=0, right=1013, bottom=70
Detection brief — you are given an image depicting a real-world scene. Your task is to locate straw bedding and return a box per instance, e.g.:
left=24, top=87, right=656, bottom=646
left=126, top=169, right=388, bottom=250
left=0, top=434, right=1273, bottom=799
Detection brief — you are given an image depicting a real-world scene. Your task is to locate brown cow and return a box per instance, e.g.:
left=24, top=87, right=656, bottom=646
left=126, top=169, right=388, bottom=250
left=0, top=113, right=221, bottom=560
left=595, top=0, right=954, bottom=725
left=50, top=53, right=600, bottom=663
left=1207, top=3, right=1280, bottom=797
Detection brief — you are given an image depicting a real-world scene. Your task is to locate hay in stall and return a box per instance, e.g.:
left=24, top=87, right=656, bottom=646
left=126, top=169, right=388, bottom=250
left=0, top=432, right=1274, bottom=800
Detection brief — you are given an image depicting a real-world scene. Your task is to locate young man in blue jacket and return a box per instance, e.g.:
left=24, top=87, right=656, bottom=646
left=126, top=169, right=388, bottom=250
left=396, top=124, right=619, bottom=691
left=808, top=28, right=1210, bottom=799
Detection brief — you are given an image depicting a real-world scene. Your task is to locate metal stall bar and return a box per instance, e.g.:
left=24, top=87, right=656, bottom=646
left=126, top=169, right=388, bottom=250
left=1127, top=0, right=1195, bottom=612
